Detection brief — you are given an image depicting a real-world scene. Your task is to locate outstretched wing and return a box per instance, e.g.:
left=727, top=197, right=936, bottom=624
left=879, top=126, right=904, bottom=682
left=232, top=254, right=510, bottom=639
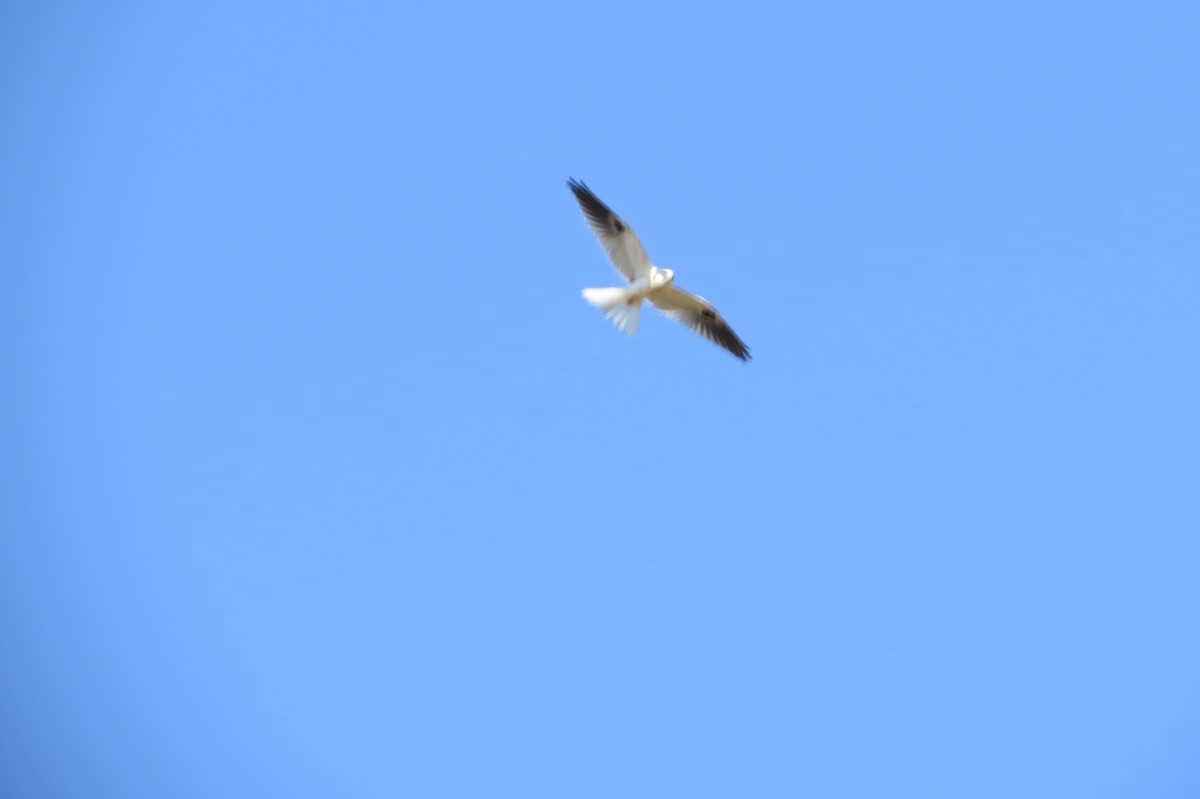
left=649, top=285, right=751, bottom=361
left=567, top=178, right=652, bottom=282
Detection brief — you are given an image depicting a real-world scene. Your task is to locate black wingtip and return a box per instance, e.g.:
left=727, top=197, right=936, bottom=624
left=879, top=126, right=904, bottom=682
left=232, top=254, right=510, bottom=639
left=566, top=178, right=626, bottom=232
left=566, top=177, right=592, bottom=198
left=720, top=329, right=751, bottom=362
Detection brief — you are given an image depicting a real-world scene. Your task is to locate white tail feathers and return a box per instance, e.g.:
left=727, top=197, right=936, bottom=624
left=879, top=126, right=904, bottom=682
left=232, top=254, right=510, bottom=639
left=582, top=287, right=642, bottom=335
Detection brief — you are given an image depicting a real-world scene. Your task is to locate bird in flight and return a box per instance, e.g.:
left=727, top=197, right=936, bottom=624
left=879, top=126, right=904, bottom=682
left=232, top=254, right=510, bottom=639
left=568, top=178, right=750, bottom=361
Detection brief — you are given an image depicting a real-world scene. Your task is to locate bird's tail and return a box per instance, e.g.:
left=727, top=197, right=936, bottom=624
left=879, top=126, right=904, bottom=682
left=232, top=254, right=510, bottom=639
left=582, top=287, right=642, bottom=335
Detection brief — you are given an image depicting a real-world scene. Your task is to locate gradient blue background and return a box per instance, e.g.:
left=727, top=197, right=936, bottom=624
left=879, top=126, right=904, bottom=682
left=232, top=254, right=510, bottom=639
left=3, top=2, right=1198, bottom=796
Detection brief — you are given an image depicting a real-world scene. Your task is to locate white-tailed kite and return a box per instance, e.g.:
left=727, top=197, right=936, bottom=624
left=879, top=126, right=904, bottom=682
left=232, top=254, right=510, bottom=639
left=568, top=178, right=750, bottom=361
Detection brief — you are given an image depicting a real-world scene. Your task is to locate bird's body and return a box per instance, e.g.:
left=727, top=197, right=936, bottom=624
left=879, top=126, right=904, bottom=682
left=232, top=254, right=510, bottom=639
left=568, top=178, right=750, bottom=361
left=580, top=265, right=673, bottom=334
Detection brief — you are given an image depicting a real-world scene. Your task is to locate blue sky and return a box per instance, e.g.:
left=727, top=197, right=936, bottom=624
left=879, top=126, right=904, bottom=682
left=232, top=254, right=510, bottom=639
left=2, top=2, right=1198, bottom=796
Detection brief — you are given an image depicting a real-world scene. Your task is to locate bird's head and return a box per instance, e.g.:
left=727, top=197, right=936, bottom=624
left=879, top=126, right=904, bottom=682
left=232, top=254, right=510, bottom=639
left=653, top=268, right=675, bottom=288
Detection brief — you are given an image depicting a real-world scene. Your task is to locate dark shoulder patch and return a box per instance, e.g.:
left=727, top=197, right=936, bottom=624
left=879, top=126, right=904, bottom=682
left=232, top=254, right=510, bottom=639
left=701, top=309, right=716, bottom=320
left=613, top=219, right=625, bottom=233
